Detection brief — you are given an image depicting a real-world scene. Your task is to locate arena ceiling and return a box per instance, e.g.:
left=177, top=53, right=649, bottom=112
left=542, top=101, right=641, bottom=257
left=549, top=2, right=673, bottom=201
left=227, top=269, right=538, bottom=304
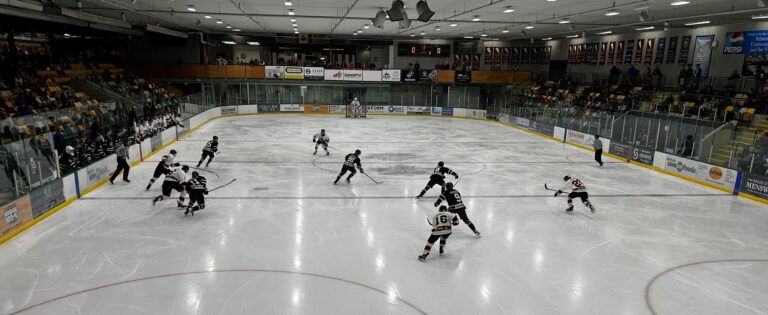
left=11, top=0, right=768, bottom=39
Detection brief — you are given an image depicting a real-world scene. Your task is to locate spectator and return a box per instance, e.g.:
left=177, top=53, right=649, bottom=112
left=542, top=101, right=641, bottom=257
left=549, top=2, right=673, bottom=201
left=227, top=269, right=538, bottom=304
left=653, top=65, right=663, bottom=88
left=755, top=65, right=766, bottom=93
left=609, top=66, right=620, bottom=84
left=58, top=146, right=77, bottom=175
left=693, top=64, right=703, bottom=89
left=53, top=126, right=66, bottom=155
left=727, top=70, right=740, bottom=91
left=683, top=64, right=694, bottom=90
left=680, top=135, right=694, bottom=156
left=627, top=65, right=639, bottom=85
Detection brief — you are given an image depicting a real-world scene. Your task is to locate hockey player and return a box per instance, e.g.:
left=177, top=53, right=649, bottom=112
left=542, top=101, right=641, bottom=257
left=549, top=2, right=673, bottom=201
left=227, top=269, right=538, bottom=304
left=146, top=149, right=178, bottom=190
left=416, top=161, right=459, bottom=199
left=334, top=149, right=363, bottom=184
left=197, top=136, right=219, bottom=168
left=434, top=182, right=481, bottom=237
left=313, top=129, right=330, bottom=155
left=184, top=171, right=208, bottom=216
left=418, top=205, right=460, bottom=262
left=152, top=164, right=189, bottom=207
left=350, top=97, right=363, bottom=117
left=554, top=175, right=596, bottom=213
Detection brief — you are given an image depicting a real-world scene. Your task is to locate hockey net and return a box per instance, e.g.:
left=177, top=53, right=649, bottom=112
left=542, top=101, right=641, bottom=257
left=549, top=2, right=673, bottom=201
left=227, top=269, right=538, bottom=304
left=345, top=104, right=367, bottom=118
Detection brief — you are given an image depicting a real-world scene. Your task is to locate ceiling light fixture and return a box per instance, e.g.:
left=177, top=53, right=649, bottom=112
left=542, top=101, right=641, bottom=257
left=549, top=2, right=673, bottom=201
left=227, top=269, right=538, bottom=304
left=420, top=31, right=426, bottom=35
left=292, top=23, right=298, bottom=27
left=222, top=41, right=236, bottom=45
left=546, top=0, right=557, bottom=2
left=284, top=1, right=292, bottom=5
left=542, top=37, right=552, bottom=40
left=364, top=25, right=370, bottom=29
left=480, top=33, right=488, bottom=37
left=435, top=26, right=441, bottom=31
left=559, top=18, right=570, bottom=24
left=502, top=29, right=510, bottom=33
left=670, top=0, right=690, bottom=5
left=636, top=26, right=655, bottom=30
left=449, top=22, right=458, bottom=27
left=290, top=18, right=296, bottom=22
left=597, top=30, right=612, bottom=34
left=525, top=24, right=535, bottom=29
left=247, top=41, right=260, bottom=46
left=503, top=6, right=515, bottom=13
left=605, top=10, right=619, bottom=16
left=410, top=34, right=416, bottom=37
left=464, top=36, right=474, bottom=39
left=204, top=15, right=212, bottom=19
left=288, top=9, right=295, bottom=15
left=684, top=20, right=710, bottom=25
left=567, top=34, right=579, bottom=38
left=471, top=15, right=481, bottom=21
left=226, top=24, right=232, bottom=29
left=753, top=13, right=768, bottom=19
left=233, top=29, right=241, bottom=31
left=186, top=5, right=196, bottom=11
left=216, top=19, right=223, bottom=24
left=295, top=31, right=299, bottom=34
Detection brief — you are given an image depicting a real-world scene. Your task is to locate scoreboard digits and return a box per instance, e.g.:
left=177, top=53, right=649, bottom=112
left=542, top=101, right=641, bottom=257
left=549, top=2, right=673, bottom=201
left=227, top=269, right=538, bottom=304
left=397, top=43, right=450, bottom=57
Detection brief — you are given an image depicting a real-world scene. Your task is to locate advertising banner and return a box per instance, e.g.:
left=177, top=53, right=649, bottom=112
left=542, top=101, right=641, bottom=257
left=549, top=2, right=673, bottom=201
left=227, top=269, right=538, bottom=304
left=324, top=69, right=344, bottom=81
left=220, top=106, right=238, bottom=115
left=363, top=70, right=382, bottom=82
left=511, top=47, right=520, bottom=64
left=467, top=109, right=486, bottom=119
left=697, top=163, right=737, bottom=190
left=408, top=106, right=430, bottom=115
left=442, top=107, right=454, bottom=116
left=609, top=141, right=631, bottom=159
left=667, top=37, right=678, bottom=64
left=265, top=66, right=284, bottom=79
left=723, top=30, right=768, bottom=54
left=454, top=70, right=471, bottom=84
left=386, top=106, right=407, bottom=114
left=304, top=105, right=329, bottom=113
left=366, top=106, right=388, bottom=114
left=512, top=117, right=530, bottom=128
left=329, top=105, right=346, bottom=113
left=493, top=47, right=502, bottom=64
left=304, top=67, right=324, bottom=80
left=382, top=69, right=401, bottom=82
left=1, top=195, right=33, bottom=238
left=280, top=104, right=303, bottom=112
left=634, top=39, right=644, bottom=64
left=567, top=130, right=595, bottom=148
left=529, top=121, right=555, bottom=137
left=664, top=155, right=699, bottom=179
left=260, top=104, right=280, bottom=112
left=631, top=145, right=655, bottom=165
left=723, top=32, right=745, bottom=54
left=419, top=70, right=437, bottom=82
left=484, top=47, right=492, bottom=64
left=30, top=178, right=65, bottom=218
left=284, top=66, right=305, bottom=80
left=624, top=40, right=635, bottom=64
left=740, top=173, right=768, bottom=199
left=502, top=47, right=510, bottom=64
left=678, top=36, right=692, bottom=64
left=402, top=69, right=419, bottom=82
left=644, top=38, right=655, bottom=64
left=655, top=38, right=666, bottom=64
left=86, top=158, right=110, bottom=188
left=616, top=41, right=625, bottom=64
left=692, top=35, right=714, bottom=77
left=431, top=107, right=442, bottom=116
left=521, top=47, right=530, bottom=64
left=343, top=69, right=363, bottom=81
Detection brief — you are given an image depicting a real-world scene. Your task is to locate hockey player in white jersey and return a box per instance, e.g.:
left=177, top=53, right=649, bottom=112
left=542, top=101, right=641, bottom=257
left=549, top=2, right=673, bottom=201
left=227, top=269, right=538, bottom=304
left=554, top=175, right=596, bottom=213
left=152, top=165, right=190, bottom=208
left=312, top=129, right=330, bottom=155
left=146, top=149, right=177, bottom=190
left=418, top=205, right=460, bottom=262
left=350, top=97, right=363, bottom=117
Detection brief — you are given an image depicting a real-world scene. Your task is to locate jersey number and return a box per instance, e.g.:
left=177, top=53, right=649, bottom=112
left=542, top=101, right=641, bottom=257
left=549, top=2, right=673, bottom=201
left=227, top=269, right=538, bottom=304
left=571, top=179, right=585, bottom=189
left=453, top=193, right=462, bottom=202
left=346, top=156, right=356, bottom=163
left=438, top=215, right=448, bottom=223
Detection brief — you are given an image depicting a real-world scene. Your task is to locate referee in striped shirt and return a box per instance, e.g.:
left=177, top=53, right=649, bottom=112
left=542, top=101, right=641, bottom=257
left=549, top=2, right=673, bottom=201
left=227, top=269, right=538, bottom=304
left=110, top=138, right=131, bottom=184
left=593, top=135, right=604, bottom=167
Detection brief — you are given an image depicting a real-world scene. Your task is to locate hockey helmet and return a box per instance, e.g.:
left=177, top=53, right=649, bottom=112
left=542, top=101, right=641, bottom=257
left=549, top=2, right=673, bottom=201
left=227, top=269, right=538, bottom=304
left=182, top=165, right=190, bottom=172
left=321, top=129, right=325, bottom=134
left=191, top=171, right=199, bottom=178
left=564, top=175, right=571, bottom=182
left=445, top=182, right=454, bottom=190
left=355, top=149, right=361, bottom=155
left=354, top=97, right=358, bottom=101
left=438, top=205, right=448, bottom=212
left=437, top=161, right=444, bottom=167
left=65, top=146, right=74, bottom=155
left=213, top=136, right=218, bottom=141
left=170, top=149, right=178, bottom=155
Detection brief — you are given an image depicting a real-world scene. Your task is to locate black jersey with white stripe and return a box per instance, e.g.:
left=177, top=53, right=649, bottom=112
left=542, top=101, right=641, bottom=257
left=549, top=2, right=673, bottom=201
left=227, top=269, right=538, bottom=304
left=203, top=140, right=218, bottom=153
left=188, top=176, right=208, bottom=191
left=438, top=189, right=466, bottom=209
left=343, top=153, right=361, bottom=167
left=431, top=166, right=457, bottom=178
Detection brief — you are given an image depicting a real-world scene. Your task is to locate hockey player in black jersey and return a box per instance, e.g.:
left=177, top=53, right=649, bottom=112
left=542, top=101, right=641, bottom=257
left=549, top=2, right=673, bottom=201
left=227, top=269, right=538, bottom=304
left=184, top=171, right=208, bottom=216
left=197, top=136, right=219, bottom=168
left=146, top=149, right=177, bottom=190
left=152, top=165, right=189, bottom=208
left=334, top=149, right=363, bottom=184
left=416, top=161, right=458, bottom=199
left=434, top=182, right=481, bottom=237
left=312, top=129, right=330, bottom=155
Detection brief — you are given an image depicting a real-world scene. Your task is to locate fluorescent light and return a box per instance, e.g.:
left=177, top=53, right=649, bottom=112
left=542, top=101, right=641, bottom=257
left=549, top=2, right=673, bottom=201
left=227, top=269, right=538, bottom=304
left=670, top=0, right=690, bottom=5
left=292, top=23, right=298, bottom=27
left=216, top=19, right=223, bottom=24
left=246, top=41, right=260, bottom=46
left=464, top=36, right=474, bottom=39
left=288, top=9, right=295, bottom=15
left=541, top=37, right=552, bottom=40
left=636, top=26, right=655, bottom=30
left=566, top=34, right=579, bottom=38
left=502, top=29, right=510, bottom=33
left=410, top=34, right=415, bottom=37
left=449, top=22, right=458, bottom=27
left=357, top=29, right=363, bottom=33
left=559, top=18, right=570, bottom=24
left=290, top=18, right=296, bottom=22
left=284, top=1, right=292, bottom=5
left=295, top=31, right=299, bottom=34
left=503, top=6, right=515, bottom=13
left=222, top=41, right=236, bottom=45
left=547, top=0, right=557, bottom=2
left=481, top=33, right=487, bottom=37
left=353, top=32, right=358, bottom=35
left=684, top=20, right=710, bottom=25
left=64, top=33, right=71, bottom=37
left=420, top=31, right=426, bottom=35
left=435, top=27, right=441, bottom=31
left=186, top=5, right=196, bottom=11
left=471, top=15, right=481, bottom=21
left=226, top=24, right=232, bottom=29
left=605, top=10, right=619, bottom=16
left=364, top=25, right=370, bottom=29
left=525, top=25, right=535, bottom=29
left=233, top=29, right=241, bottom=32
left=204, top=15, right=212, bottom=19
left=753, top=13, right=768, bottom=19
left=597, top=30, right=612, bottom=34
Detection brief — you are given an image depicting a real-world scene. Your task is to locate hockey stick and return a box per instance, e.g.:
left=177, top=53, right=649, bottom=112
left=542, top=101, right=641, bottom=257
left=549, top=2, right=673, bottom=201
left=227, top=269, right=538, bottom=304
left=454, top=177, right=462, bottom=186
left=426, top=217, right=433, bottom=226
left=208, top=179, right=237, bottom=192
left=192, top=167, right=220, bottom=178
left=544, top=183, right=559, bottom=192
left=362, top=172, right=383, bottom=184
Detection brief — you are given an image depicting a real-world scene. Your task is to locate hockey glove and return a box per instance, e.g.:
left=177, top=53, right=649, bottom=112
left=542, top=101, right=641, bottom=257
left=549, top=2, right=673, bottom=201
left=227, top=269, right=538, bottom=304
left=454, top=174, right=459, bottom=179
left=204, top=190, right=209, bottom=195
left=434, top=201, right=441, bottom=207
left=173, top=163, right=181, bottom=167
left=554, top=190, right=561, bottom=197
left=359, top=168, right=365, bottom=174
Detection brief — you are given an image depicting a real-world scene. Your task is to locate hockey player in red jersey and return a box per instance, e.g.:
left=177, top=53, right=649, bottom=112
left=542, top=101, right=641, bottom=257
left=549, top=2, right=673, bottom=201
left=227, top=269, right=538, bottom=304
left=418, top=205, right=460, bottom=262
left=152, top=165, right=189, bottom=208
left=554, top=175, right=596, bottom=213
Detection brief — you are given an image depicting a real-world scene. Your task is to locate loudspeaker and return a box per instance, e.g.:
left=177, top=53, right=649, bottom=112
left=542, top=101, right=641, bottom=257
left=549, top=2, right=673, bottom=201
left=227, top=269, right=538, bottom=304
left=639, top=10, right=649, bottom=22
left=387, top=0, right=405, bottom=21
left=399, top=18, right=411, bottom=29
left=416, top=0, right=435, bottom=22
left=372, top=10, right=387, bottom=28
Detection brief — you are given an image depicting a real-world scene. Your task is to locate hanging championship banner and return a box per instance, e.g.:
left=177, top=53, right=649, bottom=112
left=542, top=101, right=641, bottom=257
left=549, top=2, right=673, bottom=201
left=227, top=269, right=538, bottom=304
left=599, top=42, right=607, bottom=64
left=502, top=47, right=510, bottom=64
left=511, top=47, right=520, bottom=64
left=616, top=41, right=625, bottom=64
left=692, top=35, right=715, bottom=77
left=655, top=38, right=666, bottom=64
left=607, top=42, right=616, bottom=64
left=544, top=46, right=551, bottom=62
left=624, top=40, right=635, bottom=64
left=521, top=47, right=530, bottom=64
left=531, top=47, right=540, bottom=64
left=678, top=36, right=692, bottom=64
left=484, top=47, right=492, bottom=64
left=634, top=39, right=644, bottom=64
left=667, top=36, right=678, bottom=64
left=644, top=38, right=655, bottom=64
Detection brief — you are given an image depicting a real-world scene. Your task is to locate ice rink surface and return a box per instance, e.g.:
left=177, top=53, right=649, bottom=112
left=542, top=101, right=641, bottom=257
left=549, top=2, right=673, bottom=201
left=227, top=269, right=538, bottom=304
left=2, top=115, right=768, bottom=315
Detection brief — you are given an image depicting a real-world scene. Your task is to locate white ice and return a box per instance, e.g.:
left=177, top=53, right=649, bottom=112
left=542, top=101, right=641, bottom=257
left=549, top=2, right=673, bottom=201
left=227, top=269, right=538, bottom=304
left=2, top=115, right=768, bottom=315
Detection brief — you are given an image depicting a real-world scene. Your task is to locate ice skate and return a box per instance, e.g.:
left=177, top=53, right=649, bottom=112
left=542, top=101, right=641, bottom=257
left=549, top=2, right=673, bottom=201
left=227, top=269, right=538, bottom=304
left=418, top=254, right=427, bottom=262
left=565, top=206, right=574, bottom=213
left=474, top=230, right=482, bottom=238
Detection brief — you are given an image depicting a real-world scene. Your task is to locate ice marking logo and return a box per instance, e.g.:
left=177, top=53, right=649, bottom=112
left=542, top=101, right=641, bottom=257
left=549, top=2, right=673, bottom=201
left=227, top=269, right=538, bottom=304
left=4, top=205, right=18, bottom=224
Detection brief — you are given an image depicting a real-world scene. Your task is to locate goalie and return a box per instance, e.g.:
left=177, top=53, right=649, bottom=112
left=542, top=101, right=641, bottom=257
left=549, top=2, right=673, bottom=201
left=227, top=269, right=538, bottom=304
left=347, top=97, right=366, bottom=118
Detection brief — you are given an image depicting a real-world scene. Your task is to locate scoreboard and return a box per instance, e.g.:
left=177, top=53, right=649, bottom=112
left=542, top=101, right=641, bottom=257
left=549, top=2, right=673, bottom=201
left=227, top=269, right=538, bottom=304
left=397, top=43, right=450, bottom=57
